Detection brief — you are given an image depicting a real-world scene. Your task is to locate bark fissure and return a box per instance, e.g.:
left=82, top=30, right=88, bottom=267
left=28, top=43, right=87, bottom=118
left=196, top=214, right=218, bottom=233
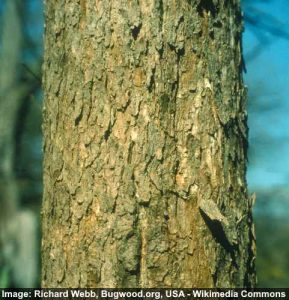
left=197, top=0, right=218, bottom=17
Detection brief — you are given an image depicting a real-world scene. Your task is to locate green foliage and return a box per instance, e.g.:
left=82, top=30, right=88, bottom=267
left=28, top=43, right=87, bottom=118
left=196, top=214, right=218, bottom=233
left=0, top=266, right=10, bottom=288
left=256, top=216, right=289, bottom=287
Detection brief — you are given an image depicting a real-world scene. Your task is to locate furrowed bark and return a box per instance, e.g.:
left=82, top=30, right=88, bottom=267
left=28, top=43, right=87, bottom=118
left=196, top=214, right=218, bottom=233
left=42, top=0, right=256, bottom=287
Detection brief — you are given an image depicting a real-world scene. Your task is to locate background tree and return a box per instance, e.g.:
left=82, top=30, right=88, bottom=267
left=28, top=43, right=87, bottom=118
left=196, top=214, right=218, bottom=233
left=0, top=0, right=42, bottom=288
left=42, top=0, right=255, bottom=287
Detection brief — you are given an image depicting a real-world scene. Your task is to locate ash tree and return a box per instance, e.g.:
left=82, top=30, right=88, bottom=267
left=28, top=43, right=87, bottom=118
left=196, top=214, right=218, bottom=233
left=42, top=0, right=256, bottom=288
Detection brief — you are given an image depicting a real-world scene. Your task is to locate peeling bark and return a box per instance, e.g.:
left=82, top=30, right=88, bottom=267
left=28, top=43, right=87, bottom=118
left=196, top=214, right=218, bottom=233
left=42, top=0, right=256, bottom=288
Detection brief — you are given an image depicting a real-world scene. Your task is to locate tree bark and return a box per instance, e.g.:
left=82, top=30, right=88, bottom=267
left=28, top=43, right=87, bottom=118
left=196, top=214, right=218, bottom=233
left=42, top=0, right=256, bottom=288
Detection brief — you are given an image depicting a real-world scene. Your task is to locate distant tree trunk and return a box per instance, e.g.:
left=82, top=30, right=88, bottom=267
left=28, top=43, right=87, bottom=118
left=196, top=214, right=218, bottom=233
left=0, top=0, right=38, bottom=288
left=0, top=0, right=23, bottom=287
left=42, top=0, right=256, bottom=287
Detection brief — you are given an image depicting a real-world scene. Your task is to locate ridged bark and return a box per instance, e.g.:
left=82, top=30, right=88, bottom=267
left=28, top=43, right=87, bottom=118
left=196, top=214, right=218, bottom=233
left=42, top=0, right=256, bottom=287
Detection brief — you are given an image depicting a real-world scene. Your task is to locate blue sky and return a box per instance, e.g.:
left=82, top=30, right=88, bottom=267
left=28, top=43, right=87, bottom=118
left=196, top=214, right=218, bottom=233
left=243, top=0, right=289, bottom=189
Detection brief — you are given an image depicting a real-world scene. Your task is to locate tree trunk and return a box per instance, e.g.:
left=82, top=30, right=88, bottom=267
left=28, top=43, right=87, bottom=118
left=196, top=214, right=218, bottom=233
left=42, top=0, right=256, bottom=288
